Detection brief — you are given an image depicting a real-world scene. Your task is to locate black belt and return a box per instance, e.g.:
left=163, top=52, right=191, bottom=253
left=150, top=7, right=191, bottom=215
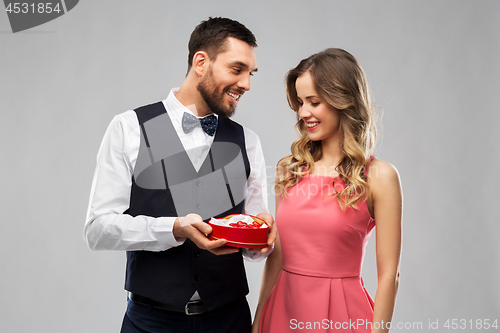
left=128, top=292, right=208, bottom=315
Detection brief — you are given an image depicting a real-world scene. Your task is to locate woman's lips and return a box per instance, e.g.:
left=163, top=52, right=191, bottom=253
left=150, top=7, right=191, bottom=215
left=306, top=122, right=319, bottom=131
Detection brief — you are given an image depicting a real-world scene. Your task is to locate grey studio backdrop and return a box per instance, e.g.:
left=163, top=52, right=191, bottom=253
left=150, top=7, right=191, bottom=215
left=1, top=1, right=499, bottom=332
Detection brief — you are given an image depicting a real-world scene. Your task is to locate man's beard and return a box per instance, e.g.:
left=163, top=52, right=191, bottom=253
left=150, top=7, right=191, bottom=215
left=197, top=67, right=236, bottom=118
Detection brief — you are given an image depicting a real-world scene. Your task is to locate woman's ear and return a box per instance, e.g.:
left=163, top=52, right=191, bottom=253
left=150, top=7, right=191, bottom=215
left=192, top=51, right=208, bottom=77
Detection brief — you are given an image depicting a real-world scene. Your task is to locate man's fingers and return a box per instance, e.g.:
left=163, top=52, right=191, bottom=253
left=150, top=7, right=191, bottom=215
left=209, top=245, right=240, bottom=255
left=193, top=234, right=239, bottom=255
left=204, top=238, right=227, bottom=249
left=252, top=212, right=276, bottom=254
left=195, top=237, right=239, bottom=255
left=267, top=224, right=277, bottom=245
left=189, top=229, right=221, bottom=248
left=190, top=221, right=212, bottom=235
left=256, top=213, right=273, bottom=226
left=189, top=229, right=239, bottom=255
left=179, top=214, right=204, bottom=227
left=256, top=212, right=276, bottom=244
left=260, top=244, right=273, bottom=254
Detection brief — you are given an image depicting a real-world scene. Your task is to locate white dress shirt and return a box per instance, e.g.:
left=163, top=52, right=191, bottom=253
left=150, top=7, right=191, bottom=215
left=84, top=89, right=269, bottom=260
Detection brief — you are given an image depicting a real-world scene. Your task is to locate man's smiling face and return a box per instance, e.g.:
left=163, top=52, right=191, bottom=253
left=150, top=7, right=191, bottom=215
left=197, top=37, right=258, bottom=118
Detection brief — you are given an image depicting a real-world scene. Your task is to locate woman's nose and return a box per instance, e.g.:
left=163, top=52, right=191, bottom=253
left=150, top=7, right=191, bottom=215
left=298, top=105, right=311, bottom=119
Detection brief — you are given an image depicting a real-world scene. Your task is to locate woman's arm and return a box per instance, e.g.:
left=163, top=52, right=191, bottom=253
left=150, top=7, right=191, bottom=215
left=369, top=159, right=403, bottom=333
left=252, top=234, right=282, bottom=333
left=252, top=164, right=285, bottom=333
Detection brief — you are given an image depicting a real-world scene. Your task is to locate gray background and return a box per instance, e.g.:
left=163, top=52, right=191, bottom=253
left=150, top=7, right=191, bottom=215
left=1, top=0, right=499, bottom=332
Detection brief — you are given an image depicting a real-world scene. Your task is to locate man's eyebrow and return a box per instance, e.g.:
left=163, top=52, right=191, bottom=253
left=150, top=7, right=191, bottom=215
left=230, top=61, right=258, bottom=73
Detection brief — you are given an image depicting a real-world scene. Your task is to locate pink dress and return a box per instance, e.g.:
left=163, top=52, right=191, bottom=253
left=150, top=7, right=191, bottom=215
left=259, top=161, right=376, bottom=332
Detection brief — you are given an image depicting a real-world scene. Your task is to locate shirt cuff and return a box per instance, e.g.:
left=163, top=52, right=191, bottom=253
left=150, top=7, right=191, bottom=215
left=152, top=217, right=185, bottom=250
left=241, top=244, right=274, bottom=262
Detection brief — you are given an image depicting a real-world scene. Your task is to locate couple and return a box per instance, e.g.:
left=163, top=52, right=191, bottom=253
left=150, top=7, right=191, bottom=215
left=84, top=17, right=402, bottom=333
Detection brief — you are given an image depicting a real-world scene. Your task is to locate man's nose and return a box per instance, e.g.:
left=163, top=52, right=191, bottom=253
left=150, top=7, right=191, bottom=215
left=237, top=73, right=251, bottom=91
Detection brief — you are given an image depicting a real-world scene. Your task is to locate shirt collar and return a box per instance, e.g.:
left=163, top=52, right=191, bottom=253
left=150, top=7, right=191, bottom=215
left=164, top=88, right=219, bottom=126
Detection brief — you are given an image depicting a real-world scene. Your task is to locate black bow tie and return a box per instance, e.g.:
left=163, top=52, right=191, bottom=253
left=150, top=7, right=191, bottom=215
left=182, top=112, right=218, bottom=136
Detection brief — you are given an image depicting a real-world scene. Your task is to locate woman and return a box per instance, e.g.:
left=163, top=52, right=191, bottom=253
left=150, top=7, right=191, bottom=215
left=253, top=48, right=402, bottom=333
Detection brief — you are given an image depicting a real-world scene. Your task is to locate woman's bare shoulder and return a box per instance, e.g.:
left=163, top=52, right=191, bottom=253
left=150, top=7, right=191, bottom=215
left=368, top=158, right=401, bottom=187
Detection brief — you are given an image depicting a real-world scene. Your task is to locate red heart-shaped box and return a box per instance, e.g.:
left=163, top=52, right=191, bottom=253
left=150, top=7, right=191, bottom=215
left=208, top=214, right=268, bottom=248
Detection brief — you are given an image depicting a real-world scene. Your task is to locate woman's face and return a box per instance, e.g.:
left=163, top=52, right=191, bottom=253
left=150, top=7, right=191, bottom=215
left=296, top=72, right=341, bottom=144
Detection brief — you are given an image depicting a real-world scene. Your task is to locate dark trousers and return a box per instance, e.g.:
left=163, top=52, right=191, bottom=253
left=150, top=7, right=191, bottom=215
left=120, top=298, right=251, bottom=333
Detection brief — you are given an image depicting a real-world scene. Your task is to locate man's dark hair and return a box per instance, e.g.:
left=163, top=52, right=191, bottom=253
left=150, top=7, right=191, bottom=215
left=187, top=17, right=257, bottom=73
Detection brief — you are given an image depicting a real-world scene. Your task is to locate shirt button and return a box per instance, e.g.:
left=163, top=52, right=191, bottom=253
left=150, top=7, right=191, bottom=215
left=194, top=275, right=201, bottom=281
left=195, top=180, right=202, bottom=187
left=196, top=204, right=202, bottom=209
left=194, top=250, right=200, bottom=257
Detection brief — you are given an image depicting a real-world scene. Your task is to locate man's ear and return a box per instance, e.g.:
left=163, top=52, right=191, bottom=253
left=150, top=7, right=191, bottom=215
left=192, top=51, right=209, bottom=77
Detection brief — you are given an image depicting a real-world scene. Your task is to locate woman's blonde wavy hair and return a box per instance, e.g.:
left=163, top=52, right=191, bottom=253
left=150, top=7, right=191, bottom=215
left=277, top=48, right=377, bottom=210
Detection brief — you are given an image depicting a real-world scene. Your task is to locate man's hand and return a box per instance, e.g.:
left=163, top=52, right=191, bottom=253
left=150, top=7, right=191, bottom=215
left=252, top=212, right=276, bottom=254
left=173, top=213, right=239, bottom=255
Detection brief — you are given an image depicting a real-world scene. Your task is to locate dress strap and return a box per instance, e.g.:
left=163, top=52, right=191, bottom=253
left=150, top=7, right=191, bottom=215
left=365, top=156, right=376, bottom=176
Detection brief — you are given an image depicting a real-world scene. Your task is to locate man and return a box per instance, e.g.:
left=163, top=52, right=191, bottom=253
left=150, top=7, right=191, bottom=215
left=84, top=17, right=275, bottom=333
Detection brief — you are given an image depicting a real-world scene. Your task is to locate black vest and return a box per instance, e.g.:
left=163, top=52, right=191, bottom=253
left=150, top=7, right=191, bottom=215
left=124, top=102, right=251, bottom=311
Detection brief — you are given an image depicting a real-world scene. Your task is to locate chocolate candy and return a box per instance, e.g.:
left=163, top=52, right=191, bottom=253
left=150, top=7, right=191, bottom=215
left=228, top=221, right=262, bottom=229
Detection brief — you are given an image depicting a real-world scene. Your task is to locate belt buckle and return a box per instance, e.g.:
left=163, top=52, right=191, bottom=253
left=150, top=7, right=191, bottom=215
left=184, top=301, right=204, bottom=315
